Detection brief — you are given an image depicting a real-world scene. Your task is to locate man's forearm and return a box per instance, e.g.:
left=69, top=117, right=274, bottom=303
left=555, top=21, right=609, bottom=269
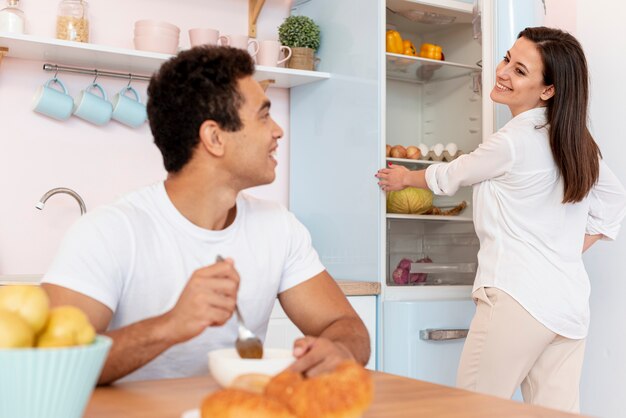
left=99, top=314, right=177, bottom=384
left=319, top=316, right=371, bottom=366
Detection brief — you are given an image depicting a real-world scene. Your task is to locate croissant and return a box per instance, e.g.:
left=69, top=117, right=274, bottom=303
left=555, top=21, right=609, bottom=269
left=265, top=361, right=373, bottom=418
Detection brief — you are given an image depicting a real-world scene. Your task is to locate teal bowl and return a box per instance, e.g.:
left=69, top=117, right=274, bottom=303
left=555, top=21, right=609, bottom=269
left=0, top=335, right=112, bottom=418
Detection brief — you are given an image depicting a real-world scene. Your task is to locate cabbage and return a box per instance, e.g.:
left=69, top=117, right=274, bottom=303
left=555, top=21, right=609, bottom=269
left=392, top=267, right=408, bottom=284
left=387, top=187, right=433, bottom=214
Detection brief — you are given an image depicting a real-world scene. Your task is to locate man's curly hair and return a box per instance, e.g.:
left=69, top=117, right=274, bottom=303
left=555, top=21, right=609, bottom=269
left=147, top=46, right=255, bottom=173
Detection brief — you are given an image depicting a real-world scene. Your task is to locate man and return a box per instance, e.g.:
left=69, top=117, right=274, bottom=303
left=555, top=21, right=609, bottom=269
left=42, top=46, right=370, bottom=384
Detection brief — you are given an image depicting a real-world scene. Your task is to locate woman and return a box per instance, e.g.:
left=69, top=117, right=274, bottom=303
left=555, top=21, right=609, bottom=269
left=375, top=27, right=626, bottom=413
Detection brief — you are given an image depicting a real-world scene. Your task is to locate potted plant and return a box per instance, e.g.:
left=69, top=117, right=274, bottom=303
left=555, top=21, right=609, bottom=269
left=277, top=15, right=321, bottom=71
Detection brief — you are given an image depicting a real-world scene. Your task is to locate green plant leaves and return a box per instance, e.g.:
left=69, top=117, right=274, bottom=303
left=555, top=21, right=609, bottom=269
left=278, top=16, right=321, bottom=51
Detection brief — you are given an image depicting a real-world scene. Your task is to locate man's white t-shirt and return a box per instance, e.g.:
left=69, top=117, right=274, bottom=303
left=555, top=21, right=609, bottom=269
left=425, top=107, right=626, bottom=339
left=42, top=182, right=325, bottom=381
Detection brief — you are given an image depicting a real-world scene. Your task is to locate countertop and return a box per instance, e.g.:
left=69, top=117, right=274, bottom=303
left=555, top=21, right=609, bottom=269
left=0, top=275, right=381, bottom=296
left=335, top=279, right=380, bottom=296
left=84, top=372, right=585, bottom=418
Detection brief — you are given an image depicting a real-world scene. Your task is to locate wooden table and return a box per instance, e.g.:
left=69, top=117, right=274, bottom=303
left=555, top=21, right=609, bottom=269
left=84, top=371, right=586, bottom=417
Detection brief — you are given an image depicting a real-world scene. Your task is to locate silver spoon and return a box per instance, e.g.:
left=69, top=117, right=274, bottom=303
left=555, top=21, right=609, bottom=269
left=216, top=255, right=264, bottom=359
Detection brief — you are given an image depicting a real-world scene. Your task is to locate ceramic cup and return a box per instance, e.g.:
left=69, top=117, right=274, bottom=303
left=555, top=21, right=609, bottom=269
left=32, top=77, right=74, bottom=121
left=257, top=40, right=292, bottom=67
left=73, top=83, right=113, bottom=126
left=189, top=28, right=230, bottom=47
left=111, top=86, right=147, bottom=128
left=228, top=34, right=259, bottom=57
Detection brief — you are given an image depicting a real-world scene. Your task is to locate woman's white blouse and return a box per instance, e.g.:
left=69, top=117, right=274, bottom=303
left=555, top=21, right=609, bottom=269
left=425, top=107, right=626, bottom=338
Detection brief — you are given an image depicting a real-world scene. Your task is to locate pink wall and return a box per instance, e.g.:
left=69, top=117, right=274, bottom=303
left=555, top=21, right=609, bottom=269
left=544, top=0, right=576, bottom=32
left=0, top=0, right=292, bottom=275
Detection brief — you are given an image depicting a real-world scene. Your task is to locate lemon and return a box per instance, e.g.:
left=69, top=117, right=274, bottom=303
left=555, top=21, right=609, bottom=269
left=37, top=306, right=96, bottom=348
left=0, top=309, right=35, bottom=348
left=0, top=285, right=50, bottom=333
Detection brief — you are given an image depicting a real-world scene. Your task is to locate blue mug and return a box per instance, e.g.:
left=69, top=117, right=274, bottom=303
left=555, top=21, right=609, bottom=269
left=32, top=78, right=74, bottom=121
left=73, top=83, right=113, bottom=126
left=111, top=86, right=147, bottom=128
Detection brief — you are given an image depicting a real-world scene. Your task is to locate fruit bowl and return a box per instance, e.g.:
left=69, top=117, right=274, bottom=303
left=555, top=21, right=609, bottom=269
left=0, top=335, right=112, bottom=418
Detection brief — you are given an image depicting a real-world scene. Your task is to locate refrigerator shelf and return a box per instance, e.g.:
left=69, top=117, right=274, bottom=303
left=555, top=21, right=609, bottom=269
left=386, top=157, right=436, bottom=166
left=410, top=262, right=476, bottom=274
left=386, top=53, right=481, bottom=84
left=386, top=213, right=472, bottom=222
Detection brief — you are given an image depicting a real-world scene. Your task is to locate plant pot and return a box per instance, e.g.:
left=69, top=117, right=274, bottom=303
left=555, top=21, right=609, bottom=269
left=287, top=47, right=316, bottom=71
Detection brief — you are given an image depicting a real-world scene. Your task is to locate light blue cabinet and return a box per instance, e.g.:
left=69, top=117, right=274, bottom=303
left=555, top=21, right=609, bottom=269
left=383, top=299, right=475, bottom=386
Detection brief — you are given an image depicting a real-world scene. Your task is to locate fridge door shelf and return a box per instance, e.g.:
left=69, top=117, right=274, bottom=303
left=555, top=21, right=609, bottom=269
left=386, top=53, right=481, bottom=84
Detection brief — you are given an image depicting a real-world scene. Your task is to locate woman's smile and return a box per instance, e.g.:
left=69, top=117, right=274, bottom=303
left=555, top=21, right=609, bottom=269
left=495, top=81, right=512, bottom=92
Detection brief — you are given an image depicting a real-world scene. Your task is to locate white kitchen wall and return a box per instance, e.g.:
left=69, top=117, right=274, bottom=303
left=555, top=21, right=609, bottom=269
left=0, top=0, right=291, bottom=275
left=575, top=2, right=626, bottom=417
left=515, top=2, right=626, bottom=416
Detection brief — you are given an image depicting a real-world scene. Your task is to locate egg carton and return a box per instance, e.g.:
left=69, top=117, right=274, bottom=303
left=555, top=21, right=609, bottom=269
left=420, top=150, right=463, bottom=162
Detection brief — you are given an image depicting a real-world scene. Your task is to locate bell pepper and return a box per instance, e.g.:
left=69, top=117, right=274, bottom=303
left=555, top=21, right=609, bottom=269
left=419, top=43, right=443, bottom=60
left=386, top=30, right=403, bottom=54
left=402, top=40, right=417, bottom=56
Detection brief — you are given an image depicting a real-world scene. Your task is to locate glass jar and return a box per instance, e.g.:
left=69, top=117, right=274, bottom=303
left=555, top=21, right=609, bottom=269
left=0, top=0, right=25, bottom=34
left=56, top=0, right=89, bottom=43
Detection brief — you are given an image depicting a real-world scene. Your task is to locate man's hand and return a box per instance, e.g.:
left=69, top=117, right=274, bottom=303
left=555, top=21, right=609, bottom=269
left=164, top=257, right=240, bottom=344
left=289, top=336, right=355, bottom=377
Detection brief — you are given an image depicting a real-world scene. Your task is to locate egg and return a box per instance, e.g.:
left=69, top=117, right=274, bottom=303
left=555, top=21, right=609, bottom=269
left=445, top=142, right=458, bottom=156
left=431, top=143, right=444, bottom=156
left=417, top=143, right=429, bottom=157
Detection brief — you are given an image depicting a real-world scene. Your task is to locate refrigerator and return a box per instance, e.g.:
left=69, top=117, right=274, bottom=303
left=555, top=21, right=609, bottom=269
left=288, top=0, right=545, bottom=387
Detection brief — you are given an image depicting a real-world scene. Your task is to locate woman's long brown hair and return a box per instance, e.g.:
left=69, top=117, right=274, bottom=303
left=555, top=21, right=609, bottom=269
left=519, top=27, right=600, bottom=203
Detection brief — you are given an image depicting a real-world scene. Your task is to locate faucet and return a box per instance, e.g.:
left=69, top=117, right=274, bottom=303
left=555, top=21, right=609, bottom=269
left=36, top=187, right=87, bottom=216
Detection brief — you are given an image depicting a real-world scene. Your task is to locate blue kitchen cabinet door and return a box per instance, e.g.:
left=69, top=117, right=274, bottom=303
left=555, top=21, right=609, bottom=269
left=383, top=299, right=476, bottom=386
left=288, top=0, right=383, bottom=281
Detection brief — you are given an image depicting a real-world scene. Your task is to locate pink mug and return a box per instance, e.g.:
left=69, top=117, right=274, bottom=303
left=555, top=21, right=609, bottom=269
left=257, top=40, right=292, bottom=67
left=228, top=34, right=260, bottom=58
left=189, top=28, right=229, bottom=47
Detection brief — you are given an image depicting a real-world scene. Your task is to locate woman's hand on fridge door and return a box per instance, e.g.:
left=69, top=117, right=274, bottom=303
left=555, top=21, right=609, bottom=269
left=376, top=164, right=428, bottom=191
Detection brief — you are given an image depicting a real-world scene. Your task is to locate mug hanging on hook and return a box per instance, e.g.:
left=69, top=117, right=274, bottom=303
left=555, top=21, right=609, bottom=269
left=111, top=74, right=147, bottom=128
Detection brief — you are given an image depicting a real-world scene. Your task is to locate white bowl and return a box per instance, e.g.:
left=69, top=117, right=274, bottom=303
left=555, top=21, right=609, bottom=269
left=208, top=347, right=294, bottom=388
left=134, top=19, right=180, bottom=34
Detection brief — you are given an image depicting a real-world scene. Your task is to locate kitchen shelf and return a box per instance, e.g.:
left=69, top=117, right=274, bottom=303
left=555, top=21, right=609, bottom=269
left=387, top=213, right=472, bottom=222
left=386, top=52, right=480, bottom=84
left=0, top=32, right=331, bottom=88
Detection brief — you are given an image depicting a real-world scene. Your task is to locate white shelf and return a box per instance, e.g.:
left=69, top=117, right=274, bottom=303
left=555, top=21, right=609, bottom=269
left=386, top=52, right=480, bottom=83
left=387, top=0, right=474, bottom=22
left=387, top=213, right=472, bottom=222
left=409, top=262, right=476, bottom=274
left=387, top=157, right=438, bottom=166
left=0, top=32, right=331, bottom=88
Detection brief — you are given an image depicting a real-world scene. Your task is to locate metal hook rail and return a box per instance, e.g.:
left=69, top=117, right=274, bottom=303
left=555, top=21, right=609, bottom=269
left=42, top=63, right=151, bottom=81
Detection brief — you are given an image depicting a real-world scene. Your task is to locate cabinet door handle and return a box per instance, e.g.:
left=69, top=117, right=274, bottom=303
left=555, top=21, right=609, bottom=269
left=419, top=329, right=469, bottom=341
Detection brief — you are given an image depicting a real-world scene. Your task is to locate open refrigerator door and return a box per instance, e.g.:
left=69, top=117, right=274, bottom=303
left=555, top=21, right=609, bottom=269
left=381, top=0, right=545, bottom=388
